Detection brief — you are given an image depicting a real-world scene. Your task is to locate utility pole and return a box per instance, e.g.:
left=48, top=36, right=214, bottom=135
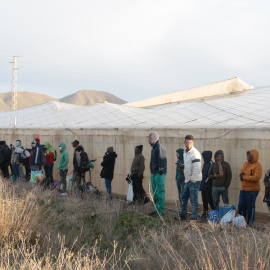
left=10, top=56, right=19, bottom=110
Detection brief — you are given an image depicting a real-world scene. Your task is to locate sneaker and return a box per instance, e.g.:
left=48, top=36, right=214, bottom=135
left=148, top=211, right=157, bottom=216
left=201, top=212, right=208, bottom=219
left=60, top=192, right=67, bottom=196
left=180, top=215, right=187, bottom=221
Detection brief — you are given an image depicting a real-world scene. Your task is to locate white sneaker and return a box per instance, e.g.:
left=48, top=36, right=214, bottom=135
left=60, top=192, right=67, bottom=196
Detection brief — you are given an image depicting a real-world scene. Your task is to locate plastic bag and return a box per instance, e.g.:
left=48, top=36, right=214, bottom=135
left=220, top=209, right=235, bottom=225
left=66, top=176, right=73, bottom=191
left=233, top=215, right=246, bottom=228
left=208, top=210, right=219, bottom=224
left=126, top=182, right=133, bottom=202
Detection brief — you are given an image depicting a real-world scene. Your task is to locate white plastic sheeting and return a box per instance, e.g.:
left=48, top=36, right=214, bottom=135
left=125, top=77, right=253, bottom=108
left=0, top=86, right=269, bottom=129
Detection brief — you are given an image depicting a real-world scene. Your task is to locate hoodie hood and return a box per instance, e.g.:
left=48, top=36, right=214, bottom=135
left=59, top=142, right=66, bottom=153
left=214, top=150, right=224, bottom=162
left=43, top=141, right=55, bottom=155
left=110, top=152, right=117, bottom=158
left=247, top=149, right=259, bottom=163
left=202, top=151, right=212, bottom=163
left=176, top=148, right=184, bottom=160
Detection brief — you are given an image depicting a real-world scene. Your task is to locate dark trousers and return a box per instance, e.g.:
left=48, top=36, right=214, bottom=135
left=238, top=190, right=259, bottom=226
left=12, top=164, right=20, bottom=180
left=133, top=175, right=145, bottom=203
left=44, top=163, right=54, bottom=186
left=24, top=163, right=31, bottom=181
left=60, top=170, right=67, bottom=192
left=201, top=190, right=214, bottom=212
left=0, top=162, right=9, bottom=178
left=212, top=186, right=229, bottom=210
left=76, top=171, right=86, bottom=191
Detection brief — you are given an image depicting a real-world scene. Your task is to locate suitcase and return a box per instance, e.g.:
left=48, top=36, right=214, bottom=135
left=219, top=203, right=235, bottom=219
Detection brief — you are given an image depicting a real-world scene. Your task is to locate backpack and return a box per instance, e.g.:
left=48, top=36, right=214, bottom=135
left=53, top=150, right=57, bottom=161
left=208, top=210, right=219, bottom=224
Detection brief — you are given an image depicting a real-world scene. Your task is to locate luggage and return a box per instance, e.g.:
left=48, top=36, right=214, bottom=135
left=219, top=203, right=235, bottom=219
left=208, top=210, right=219, bottom=223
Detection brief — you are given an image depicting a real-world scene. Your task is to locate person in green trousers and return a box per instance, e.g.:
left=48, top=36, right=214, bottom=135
left=148, top=132, right=167, bottom=216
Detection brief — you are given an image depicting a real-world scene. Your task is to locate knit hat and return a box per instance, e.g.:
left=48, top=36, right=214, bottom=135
left=35, top=137, right=40, bottom=143
left=136, top=145, right=143, bottom=151
left=107, top=146, right=114, bottom=153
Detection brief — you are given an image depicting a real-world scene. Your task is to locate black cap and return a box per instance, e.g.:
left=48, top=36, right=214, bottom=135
left=71, top=140, right=79, bottom=145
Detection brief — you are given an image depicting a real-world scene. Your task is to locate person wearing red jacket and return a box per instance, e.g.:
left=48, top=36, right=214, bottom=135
left=43, top=141, right=56, bottom=188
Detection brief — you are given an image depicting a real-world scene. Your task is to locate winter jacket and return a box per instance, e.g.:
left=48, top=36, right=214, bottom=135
left=57, top=143, right=69, bottom=171
left=150, top=141, right=167, bottom=175
left=183, top=146, right=202, bottom=183
left=239, top=149, right=262, bottom=192
left=73, top=146, right=90, bottom=173
left=30, top=143, right=45, bottom=166
left=131, top=153, right=145, bottom=177
left=100, top=152, right=117, bottom=181
left=0, top=141, right=11, bottom=164
left=208, top=150, right=232, bottom=188
left=199, top=151, right=213, bottom=191
left=43, top=141, right=55, bottom=164
left=175, top=148, right=185, bottom=183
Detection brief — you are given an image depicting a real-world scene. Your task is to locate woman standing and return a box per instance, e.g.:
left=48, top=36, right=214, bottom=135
left=43, top=141, right=56, bottom=188
left=100, top=147, right=117, bottom=199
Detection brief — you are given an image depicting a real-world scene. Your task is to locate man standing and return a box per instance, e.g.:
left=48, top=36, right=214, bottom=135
left=208, top=150, right=232, bottom=210
left=180, top=135, right=202, bottom=221
left=238, top=149, right=262, bottom=226
left=0, top=141, right=11, bottom=178
left=148, top=132, right=167, bottom=216
left=57, top=142, right=69, bottom=195
left=130, top=145, right=146, bottom=204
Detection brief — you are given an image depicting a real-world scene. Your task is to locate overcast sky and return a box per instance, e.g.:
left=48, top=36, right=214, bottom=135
left=0, top=0, right=269, bottom=102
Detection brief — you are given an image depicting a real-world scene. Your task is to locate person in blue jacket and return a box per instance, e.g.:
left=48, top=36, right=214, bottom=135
left=175, top=148, right=185, bottom=209
left=200, top=151, right=214, bottom=218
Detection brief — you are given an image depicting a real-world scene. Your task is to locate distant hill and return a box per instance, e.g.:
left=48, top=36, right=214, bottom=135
left=60, top=90, right=126, bottom=106
left=0, top=90, right=126, bottom=111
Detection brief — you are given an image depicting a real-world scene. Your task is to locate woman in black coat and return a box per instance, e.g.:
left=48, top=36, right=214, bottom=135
left=100, top=146, right=117, bottom=199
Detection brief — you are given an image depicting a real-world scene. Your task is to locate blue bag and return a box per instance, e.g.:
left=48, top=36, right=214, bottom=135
left=208, top=210, right=219, bottom=223
left=219, top=204, right=235, bottom=220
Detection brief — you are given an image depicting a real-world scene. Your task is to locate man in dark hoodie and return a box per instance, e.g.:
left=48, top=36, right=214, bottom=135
left=208, top=150, right=232, bottom=210
left=130, top=145, right=146, bottom=204
left=200, top=151, right=214, bottom=218
left=148, top=132, right=167, bottom=216
left=0, top=141, right=11, bottom=178
left=73, top=145, right=90, bottom=192
left=175, top=148, right=185, bottom=208
left=100, top=146, right=117, bottom=199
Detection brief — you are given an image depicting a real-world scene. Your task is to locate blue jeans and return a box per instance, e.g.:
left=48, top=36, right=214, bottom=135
left=44, top=163, right=54, bottom=186
left=105, top=178, right=112, bottom=198
left=12, top=164, right=20, bottom=180
left=176, top=180, right=185, bottom=208
left=180, top=181, right=201, bottom=220
left=212, top=186, right=229, bottom=210
left=238, top=190, right=259, bottom=226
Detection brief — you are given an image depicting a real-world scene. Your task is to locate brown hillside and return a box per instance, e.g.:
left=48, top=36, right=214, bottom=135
left=0, top=90, right=126, bottom=111
left=60, top=90, right=126, bottom=105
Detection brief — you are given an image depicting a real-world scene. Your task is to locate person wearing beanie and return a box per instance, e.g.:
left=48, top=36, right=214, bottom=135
left=148, top=132, right=167, bottom=216
left=208, top=150, right=232, bottom=210
left=43, top=141, right=56, bottom=188
left=30, top=137, right=45, bottom=171
left=100, top=146, right=117, bottom=199
left=238, top=149, right=262, bottom=226
left=130, top=145, right=147, bottom=204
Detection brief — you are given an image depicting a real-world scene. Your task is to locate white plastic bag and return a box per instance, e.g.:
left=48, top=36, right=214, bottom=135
left=220, top=209, right=235, bottom=225
left=233, top=215, right=246, bottom=228
left=126, top=182, right=133, bottom=202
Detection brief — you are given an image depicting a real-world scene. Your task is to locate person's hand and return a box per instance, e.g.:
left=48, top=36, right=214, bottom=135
left=178, top=164, right=184, bottom=169
left=159, top=169, right=164, bottom=175
left=214, top=173, right=220, bottom=178
left=240, top=173, right=245, bottom=181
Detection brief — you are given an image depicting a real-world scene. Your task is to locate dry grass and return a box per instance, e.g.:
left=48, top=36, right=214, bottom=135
left=0, top=177, right=270, bottom=269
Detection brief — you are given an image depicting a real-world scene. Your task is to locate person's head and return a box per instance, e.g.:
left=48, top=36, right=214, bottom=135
left=59, top=142, right=66, bottom=153
left=15, top=140, right=21, bottom=147
left=35, top=137, right=40, bottom=144
left=148, top=132, right=159, bottom=146
left=107, top=146, right=114, bottom=153
left=246, top=149, right=259, bottom=163
left=184, top=135, right=194, bottom=151
left=176, top=148, right=184, bottom=160
left=202, top=151, right=212, bottom=163
left=31, top=140, right=36, bottom=148
left=214, top=150, right=224, bottom=163
left=135, top=145, right=143, bottom=155
left=72, top=140, right=79, bottom=148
